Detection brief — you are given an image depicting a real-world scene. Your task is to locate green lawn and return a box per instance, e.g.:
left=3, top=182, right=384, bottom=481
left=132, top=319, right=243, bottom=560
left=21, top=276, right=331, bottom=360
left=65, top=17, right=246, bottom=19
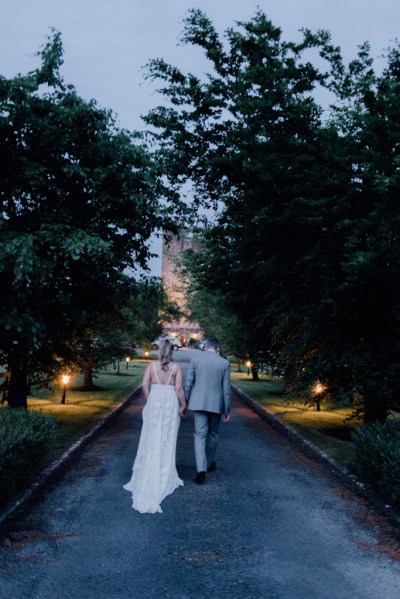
left=26, top=360, right=148, bottom=464
left=230, top=370, right=359, bottom=468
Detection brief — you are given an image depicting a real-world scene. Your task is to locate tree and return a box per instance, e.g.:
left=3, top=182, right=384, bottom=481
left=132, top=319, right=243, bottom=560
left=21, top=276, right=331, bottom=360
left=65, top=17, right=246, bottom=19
left=145, top=10, right=400, bottom=421
left=127, top=276, right=181, bottom=350
left=178, top=233, right=256, bottom=366
left=45, top=273, right=180, bottom=391
left=0, top=32, right=181, bottom=407
left=145, top=10, right=346, bottom=378
left=318, top=43, right=400, bottom=421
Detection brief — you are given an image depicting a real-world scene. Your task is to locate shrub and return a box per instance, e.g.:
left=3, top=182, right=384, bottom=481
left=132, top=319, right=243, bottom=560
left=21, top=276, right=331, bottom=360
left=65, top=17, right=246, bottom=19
left=0, top=408, right=58, bottom=505
left=352, top=419, right=400, bottom=503
left=380, top=445, right=400, bottom=503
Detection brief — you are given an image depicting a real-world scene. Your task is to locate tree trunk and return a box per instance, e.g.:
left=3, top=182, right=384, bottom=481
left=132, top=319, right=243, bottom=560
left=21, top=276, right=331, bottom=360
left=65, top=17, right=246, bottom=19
left=251, top=365, right=259, bottom=381
left=363, top=390, right=388, bottom=424
left=82, top=360, right=95, bottom=390
left=8, top=356, right=28, bottom=409
left=283, top=363, right=296, bottom=395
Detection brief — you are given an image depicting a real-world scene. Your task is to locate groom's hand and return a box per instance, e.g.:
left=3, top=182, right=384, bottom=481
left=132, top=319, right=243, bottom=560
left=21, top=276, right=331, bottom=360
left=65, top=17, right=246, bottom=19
left=223, top=414, right=230, bottom=422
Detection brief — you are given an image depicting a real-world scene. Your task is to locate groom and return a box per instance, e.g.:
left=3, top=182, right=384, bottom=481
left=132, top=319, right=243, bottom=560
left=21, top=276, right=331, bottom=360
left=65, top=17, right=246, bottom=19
left=185, top=337, right=231, bottom=484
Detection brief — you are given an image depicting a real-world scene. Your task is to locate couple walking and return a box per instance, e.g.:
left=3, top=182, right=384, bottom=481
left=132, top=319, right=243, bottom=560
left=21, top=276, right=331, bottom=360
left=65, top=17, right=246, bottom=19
left=123, top=337, right=231, bottom=514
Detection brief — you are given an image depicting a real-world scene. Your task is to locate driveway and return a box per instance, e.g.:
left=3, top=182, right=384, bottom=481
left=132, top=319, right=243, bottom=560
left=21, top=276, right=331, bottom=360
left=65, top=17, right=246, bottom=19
left=0, top=350, right=400, bottom=598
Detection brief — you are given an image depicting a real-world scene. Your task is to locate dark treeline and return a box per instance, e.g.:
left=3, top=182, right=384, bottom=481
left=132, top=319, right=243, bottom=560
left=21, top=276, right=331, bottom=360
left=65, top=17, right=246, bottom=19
left=144, top=9, right=400, bottom=423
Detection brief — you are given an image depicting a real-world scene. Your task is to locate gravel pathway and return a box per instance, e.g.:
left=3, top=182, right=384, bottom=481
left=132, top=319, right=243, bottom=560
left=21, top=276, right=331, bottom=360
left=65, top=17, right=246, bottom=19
left=1, top=351, right=400, bottom=599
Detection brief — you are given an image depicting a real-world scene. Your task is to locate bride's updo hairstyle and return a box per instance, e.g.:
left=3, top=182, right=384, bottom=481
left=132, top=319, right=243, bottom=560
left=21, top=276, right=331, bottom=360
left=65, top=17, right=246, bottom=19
left=159, top=339, right=173, bottom=371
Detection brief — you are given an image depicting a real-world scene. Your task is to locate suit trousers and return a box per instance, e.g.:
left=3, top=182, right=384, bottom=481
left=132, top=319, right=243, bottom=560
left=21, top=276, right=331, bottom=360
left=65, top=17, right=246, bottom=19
left=193, top=411, right=222, bottom=473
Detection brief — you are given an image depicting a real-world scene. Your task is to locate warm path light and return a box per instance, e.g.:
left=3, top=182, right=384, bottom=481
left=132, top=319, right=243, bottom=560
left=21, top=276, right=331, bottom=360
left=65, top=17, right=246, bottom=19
left=61, top=374, right=70, bottom=386
left=313, top=382, right=326, bottom=395
left=126, top=356, right=130, bottom=369
left=60, top=373, right=71, bottom=404
left=311, top=381, right=326, bottom=412
left=246, top=360, right=251, bottom=375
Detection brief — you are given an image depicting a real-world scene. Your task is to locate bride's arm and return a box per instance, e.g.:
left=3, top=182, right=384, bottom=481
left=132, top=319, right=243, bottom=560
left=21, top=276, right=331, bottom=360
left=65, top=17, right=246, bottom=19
left=174, top=366, right=187, bottom=415
left=141, top=364, right=152, bottom=400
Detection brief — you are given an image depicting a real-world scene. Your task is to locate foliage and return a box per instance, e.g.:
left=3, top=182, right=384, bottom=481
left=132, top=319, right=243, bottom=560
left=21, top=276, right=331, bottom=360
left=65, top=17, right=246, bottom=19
left=380, top=445, right=400, bottom=504
left=188, top=288, right=249, bottom=358
left=125, top=276, right=181, bottom=349
left=0, top=32, right=183, bottom=406
left=49, top=275, right=181, bottom=388
left=178, top=241, right=250, bottom=357
left=145, top=9, right=347, bottom=377
left=0, top=408, right=57, bottom=504
left=352, top=420, right=400, bottom=503
left=39, top=276, right=179, bottom=388
left=145, top=9, right=400, bottom=421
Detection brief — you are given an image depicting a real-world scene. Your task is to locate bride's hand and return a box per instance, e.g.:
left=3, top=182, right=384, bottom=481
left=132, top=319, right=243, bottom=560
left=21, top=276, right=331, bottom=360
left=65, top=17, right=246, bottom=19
left=179, top=406, right=187, bottom=416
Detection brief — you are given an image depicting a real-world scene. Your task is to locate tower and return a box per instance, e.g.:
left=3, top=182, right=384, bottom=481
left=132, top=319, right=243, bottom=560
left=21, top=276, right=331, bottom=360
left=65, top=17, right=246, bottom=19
left=161, top=231, right=201, bottom=344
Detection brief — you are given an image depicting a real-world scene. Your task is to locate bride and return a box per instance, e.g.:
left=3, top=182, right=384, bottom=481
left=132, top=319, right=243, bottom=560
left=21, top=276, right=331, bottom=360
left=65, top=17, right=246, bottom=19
left=123, top=339, right=187, bottom=514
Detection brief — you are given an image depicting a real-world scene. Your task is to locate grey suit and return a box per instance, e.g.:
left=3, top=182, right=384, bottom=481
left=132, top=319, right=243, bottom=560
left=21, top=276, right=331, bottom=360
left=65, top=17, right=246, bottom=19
left=185, top=350, right=231, bottom=473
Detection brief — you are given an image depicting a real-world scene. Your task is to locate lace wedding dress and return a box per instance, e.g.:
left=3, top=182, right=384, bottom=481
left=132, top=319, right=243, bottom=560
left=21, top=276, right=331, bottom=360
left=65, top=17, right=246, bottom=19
left=123, top=362, right=183, bottom=513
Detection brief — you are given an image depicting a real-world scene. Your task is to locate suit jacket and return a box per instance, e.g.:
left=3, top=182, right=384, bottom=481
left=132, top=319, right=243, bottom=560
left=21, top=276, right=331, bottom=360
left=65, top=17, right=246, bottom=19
left=185, top=350, right=231, bottom=415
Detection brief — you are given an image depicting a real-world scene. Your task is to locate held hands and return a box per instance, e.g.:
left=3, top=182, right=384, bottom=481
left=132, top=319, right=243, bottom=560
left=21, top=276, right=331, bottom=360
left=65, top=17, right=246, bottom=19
left=179, top=405, right=187, bottom=417
left=223, top=414, right=230, bottom=422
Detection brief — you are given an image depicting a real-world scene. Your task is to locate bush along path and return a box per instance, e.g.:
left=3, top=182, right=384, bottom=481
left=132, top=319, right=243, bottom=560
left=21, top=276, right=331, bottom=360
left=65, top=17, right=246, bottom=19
left=0, top=351, right=400, bottom=599
left=0, top=410, right=58, bottom=505
left=352, top=421, right=400, bottom=505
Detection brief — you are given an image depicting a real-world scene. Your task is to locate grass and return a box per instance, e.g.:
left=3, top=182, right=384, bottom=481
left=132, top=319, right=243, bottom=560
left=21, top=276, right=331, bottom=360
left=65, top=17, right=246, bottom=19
left=230, top=369, right=359, bottom=468
left=24, top=360, right=148, bottom=465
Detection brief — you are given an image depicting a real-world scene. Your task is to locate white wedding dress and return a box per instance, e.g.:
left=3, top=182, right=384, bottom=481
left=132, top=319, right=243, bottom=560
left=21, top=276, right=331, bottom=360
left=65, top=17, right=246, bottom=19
left=123, top=362, right=183, bottom=513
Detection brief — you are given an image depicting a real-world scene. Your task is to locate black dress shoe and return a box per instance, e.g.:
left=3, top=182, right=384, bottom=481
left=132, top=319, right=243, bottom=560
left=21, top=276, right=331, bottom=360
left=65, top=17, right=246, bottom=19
left=194, top=471, right=206, bottom=484
left=207, top=461, right=216, bottom=473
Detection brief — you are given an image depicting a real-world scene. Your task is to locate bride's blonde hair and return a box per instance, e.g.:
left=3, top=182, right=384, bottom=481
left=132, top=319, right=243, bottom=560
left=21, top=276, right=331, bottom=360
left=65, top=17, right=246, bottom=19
left=159, top=339, right=173, bottom=371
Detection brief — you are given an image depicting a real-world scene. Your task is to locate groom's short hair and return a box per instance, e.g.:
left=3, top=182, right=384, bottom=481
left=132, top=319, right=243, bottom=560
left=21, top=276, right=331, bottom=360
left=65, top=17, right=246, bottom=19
left=205, top=337, right=219, bottom=351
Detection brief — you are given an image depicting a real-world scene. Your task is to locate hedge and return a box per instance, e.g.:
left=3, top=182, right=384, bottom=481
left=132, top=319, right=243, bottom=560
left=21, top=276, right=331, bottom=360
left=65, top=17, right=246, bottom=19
left=352, top=419, right=400, bottom=504
left=0, top=408, right=58, bottom=505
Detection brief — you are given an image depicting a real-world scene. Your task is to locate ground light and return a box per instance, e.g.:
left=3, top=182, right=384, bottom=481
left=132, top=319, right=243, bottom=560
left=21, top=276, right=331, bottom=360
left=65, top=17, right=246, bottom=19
left=313, top=383, right=325, bottom=394
left=60, top=374, right=71, bottom=404
left=246, top=360, right=251, bottom=376
left=312, top=381, right=326, bottom=412
left=126, top=356, right=130, bottom=369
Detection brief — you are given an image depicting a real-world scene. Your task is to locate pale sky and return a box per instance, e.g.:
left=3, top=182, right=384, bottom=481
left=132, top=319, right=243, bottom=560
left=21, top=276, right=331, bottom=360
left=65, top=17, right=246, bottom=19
left=1, top=0, right=399, bottom=275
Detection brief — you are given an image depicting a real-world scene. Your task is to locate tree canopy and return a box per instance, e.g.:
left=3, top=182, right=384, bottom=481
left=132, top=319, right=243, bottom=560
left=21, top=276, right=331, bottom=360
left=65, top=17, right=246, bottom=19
left=145, top=9, right=400, bottom=422
left=0, top=32, right=182, bottom=406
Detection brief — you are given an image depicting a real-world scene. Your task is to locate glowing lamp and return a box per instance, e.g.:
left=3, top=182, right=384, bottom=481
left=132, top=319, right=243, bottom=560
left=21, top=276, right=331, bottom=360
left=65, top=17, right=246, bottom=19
left=60, top=373, right=71, bottom=404
left=61, top=374, right=71, bottom=386
left=313, top=382, right=325, bottom=395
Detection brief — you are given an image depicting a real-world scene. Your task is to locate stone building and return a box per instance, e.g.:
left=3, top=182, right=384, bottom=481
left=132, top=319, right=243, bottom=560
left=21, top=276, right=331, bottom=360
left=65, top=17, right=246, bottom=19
left=161, top=231, right=202, bottom=345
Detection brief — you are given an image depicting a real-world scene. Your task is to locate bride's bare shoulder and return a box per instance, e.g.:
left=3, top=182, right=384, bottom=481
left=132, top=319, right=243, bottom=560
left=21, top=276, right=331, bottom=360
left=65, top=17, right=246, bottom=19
left=174, top=363, right=183, bottom=376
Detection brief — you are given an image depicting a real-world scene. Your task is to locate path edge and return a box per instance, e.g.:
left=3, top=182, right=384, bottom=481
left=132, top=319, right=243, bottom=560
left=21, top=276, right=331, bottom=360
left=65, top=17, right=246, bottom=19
left=0, top=386, right=142, bottom=527
left=233, top=384, right=400, bottom=531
